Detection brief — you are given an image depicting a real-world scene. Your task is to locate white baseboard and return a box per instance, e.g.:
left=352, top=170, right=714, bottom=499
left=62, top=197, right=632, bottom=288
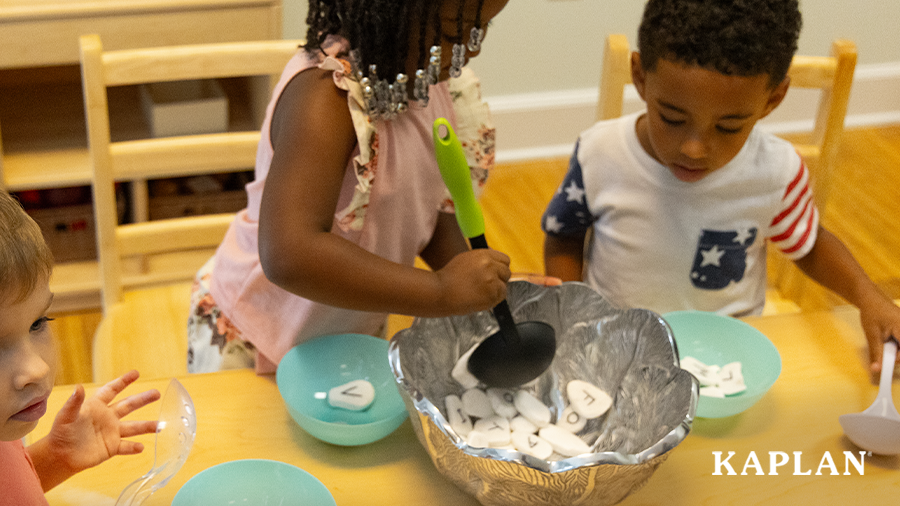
left=488, top=61, right=900, bottom=163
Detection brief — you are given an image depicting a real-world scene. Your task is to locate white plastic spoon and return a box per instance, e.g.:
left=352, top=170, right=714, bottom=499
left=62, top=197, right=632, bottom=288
left=839, top=338, right=900, bottom=455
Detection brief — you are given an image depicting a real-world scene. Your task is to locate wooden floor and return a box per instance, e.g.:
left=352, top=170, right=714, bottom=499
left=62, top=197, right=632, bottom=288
left=48, top=125, right=900, bottom=385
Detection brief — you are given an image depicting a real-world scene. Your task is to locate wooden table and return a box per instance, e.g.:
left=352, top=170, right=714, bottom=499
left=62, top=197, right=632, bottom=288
left=31, top=305, right=900, bottom=505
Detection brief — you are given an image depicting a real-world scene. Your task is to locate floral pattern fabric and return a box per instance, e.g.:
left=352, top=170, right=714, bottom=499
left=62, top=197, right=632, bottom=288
left=324, top=50, right=495, bottom=230
left=187, top=257, right=256, bottom=373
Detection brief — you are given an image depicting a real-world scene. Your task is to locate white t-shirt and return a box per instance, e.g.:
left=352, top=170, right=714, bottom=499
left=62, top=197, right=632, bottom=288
left=542, top=113, right=818, bottom=317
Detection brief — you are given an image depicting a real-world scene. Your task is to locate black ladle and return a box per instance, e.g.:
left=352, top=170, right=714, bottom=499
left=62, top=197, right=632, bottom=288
left=433, top=118, right=556, bottom=388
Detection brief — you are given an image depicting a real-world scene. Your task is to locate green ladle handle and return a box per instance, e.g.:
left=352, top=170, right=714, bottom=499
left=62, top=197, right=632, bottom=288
left=432, top=117, right=485, bottom=240
left=433, top=118, right=520, bottom=347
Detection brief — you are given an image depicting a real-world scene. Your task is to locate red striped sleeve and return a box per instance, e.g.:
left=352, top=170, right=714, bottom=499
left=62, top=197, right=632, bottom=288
left=781, top=204, right=817, bottom=254
left=769, top=161, right=819, bottom=259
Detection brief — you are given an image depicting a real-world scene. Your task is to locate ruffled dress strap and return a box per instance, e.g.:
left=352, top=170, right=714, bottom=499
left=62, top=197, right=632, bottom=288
left=322, top=53, right=495, bottom=230
left=444, top=67, right=494, bottom=211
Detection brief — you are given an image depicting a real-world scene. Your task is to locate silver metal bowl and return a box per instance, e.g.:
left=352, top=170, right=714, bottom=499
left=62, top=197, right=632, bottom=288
left=389, top=281, right=698, bottom=506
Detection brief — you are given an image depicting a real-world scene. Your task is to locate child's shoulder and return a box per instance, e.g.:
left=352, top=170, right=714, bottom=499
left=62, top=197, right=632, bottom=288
left=582, top=113, right=636, bottom=138
left=575, top=113, right=640, bottom=160
left=743, top=127, right=802, bottom=170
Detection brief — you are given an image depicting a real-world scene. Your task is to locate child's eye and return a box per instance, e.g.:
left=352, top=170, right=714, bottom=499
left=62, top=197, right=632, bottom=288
left=659, top=114, right=685, bottom=126
left=30, top=316, right=54, bottom=333
left=716, top=125, right=743, bottom=134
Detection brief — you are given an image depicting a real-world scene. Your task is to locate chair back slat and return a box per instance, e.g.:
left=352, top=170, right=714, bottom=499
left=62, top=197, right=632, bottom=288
left=102, top=40, right=302, bottom=86
left=109, top=132, right=260, bottom=180
left=81, top=34, right=301, bottom=312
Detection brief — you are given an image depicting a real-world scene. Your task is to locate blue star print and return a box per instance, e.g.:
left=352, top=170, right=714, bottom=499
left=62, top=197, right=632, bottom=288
left=542, top=140, right=593, bottom=237
left=690, top=228, right=758, bottom=290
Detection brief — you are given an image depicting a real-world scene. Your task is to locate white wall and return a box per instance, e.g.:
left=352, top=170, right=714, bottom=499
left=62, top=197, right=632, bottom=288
left=282, top=0, right=900, bottom=161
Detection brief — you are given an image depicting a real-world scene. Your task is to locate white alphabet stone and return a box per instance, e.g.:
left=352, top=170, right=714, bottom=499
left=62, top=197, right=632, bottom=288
left=538, top=424, right=592, bottom=457
left=718, top=362, right=747, bottom=395
left=680, top=356, right=721, bottom=387
left=466, top=430, right=489, bottom=448
left=509, top=415, right=538, bottom=434
left=486, top=388, right=519, bottom=419
left=512, top=430, right=554, bottom=460
left=566, top=380, right=613, bottom=419
left=683, top=357, right=747, bottom=396
left=699, top=385, right=726, bottom=398
left=328, top=379, right=375, bottom=411
left=556, top=406, right=587, bottom=433
left=452, top=345, right=480, bottom=389
left=445, top=394, right=473, bottom=437
left=473, top=415, right=511, bottom=447
left=513, top=390, right=551, bottom=428
left=461, top=388, right=495, bottom=419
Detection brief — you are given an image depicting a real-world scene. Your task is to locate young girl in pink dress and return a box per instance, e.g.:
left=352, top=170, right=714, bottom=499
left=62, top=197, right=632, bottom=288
left=188, top=0, right=513, bottom=373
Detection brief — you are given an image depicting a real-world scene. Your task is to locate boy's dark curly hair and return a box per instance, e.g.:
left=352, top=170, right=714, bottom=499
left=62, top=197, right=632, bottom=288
left=637, top=0, right=802, bottom=87
left=305, top=0, right=484, bottom=82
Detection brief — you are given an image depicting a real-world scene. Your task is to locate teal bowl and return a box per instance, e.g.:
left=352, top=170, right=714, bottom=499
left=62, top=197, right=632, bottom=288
left=277, top=333, right=408, bottom=446
left=172, top=459, right=335, bottom=506
left=664, top=311, right=781, bottom=418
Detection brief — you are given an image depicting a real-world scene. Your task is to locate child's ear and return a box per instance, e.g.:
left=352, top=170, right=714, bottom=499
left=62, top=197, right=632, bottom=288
left=761, top=76, right=791, bottom=118
left=630, top=52, right=647, bottom=101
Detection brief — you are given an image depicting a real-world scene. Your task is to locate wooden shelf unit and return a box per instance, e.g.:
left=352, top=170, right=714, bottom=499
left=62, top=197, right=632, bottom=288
left=0, top=0, right=282, bottom=313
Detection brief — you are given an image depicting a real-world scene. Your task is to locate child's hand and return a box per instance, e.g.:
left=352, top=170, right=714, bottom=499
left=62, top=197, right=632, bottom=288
left=511, top=272, right=564, bottom=287
left=435, top=249, right=511, bottom=315
left=46, top=370, right=161, bottom=474
left=859, top=297, right=900, bottom=378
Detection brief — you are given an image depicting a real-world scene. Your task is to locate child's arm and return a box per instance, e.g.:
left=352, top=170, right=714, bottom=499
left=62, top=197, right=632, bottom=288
left=544, top=232, right=588, bottom=282
left=258, top=68, right=510, bottom=318
left=793, top=226, right=900, bottom=374
left=418, top=211, right=472, bottom=270
left=27, top=370, right=160, bottom=491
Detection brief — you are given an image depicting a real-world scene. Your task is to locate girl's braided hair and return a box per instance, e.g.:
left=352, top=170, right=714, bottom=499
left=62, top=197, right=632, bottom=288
left=305, top=0, right=453, bottom=82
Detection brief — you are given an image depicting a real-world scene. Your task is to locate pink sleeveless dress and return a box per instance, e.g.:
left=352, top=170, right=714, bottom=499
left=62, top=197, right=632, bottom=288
left=189, top=38, right=495, bottom=374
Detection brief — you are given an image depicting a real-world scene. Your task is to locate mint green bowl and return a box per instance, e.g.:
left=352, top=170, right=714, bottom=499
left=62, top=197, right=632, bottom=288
left=172, top=459, right=335, bottom=506
left=277, top=333, right=408, bottom=446
left=664, top=311, right=781, bottom=418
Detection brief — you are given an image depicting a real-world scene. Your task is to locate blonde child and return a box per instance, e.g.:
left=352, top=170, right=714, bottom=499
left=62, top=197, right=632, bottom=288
left=188, top=0, right=513, bottom=374
left=1, top=191, right=160, bottom=503
left=542, top=0, right=900, bottom=374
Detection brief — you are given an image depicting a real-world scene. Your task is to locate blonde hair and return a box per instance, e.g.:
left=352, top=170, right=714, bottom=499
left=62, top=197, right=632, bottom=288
left=0, top=191, right=53, bottom=304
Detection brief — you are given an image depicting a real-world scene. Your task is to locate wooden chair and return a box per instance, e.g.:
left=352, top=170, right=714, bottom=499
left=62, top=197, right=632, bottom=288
left=81, top=34, right=302, bottom=381
left=596, top=34, right=857, bottom=313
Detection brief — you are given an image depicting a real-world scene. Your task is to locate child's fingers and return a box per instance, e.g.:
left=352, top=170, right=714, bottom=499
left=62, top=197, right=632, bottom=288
left=868, top=335, right=899, bottom=380
left=119, top=420, right=162, bottom=438
left=868, top=341, right=882, bottom=376
left=116, top=440, right=146, bottom=456
left=510, top=273, right=563, bottom=286
left=112, top=389, right=161, bottom=419
left=94, top=370, right=141, bottom=404
left=54, top=385, right=86, bottom=425
left=484, top=250, right=511, bottom=282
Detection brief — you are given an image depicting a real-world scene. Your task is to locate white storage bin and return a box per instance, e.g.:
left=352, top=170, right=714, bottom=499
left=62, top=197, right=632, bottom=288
left=140, top=79, right=228, bottom=137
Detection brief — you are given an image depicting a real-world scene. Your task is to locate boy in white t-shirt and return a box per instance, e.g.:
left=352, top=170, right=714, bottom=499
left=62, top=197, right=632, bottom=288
left=542, top=0, right=900, bottom=375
